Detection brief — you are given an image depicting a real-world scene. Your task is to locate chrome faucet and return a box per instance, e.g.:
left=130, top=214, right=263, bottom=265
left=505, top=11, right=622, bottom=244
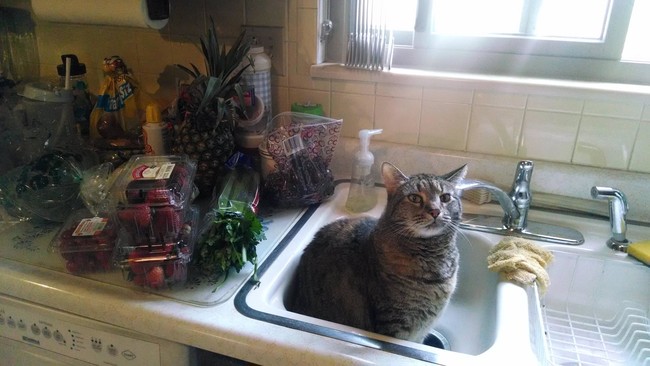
left=506, top=160, right=534, bottom=230
left=591, top=186, right=629, bottom=251
left=458, top=160, right=584, bottom=245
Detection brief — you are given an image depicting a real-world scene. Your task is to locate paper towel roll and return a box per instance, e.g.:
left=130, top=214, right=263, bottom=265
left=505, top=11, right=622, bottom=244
left=31, top=0, right=169, bottom=29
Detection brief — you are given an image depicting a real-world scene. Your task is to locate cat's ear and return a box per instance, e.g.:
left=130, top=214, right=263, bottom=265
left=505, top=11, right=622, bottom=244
left=441, top=164, right=468, bottom=185
left=381, top=162, right=408, bottom=195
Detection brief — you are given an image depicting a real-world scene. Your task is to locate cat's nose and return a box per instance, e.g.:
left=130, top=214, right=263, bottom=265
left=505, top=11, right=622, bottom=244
left=429, top=208, right=441, bottom=218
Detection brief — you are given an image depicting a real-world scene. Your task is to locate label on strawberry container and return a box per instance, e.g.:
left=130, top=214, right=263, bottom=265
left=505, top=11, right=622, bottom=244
left=72, top=217, right=109, bottom=236
left=131, top=162, right=176, bottom=180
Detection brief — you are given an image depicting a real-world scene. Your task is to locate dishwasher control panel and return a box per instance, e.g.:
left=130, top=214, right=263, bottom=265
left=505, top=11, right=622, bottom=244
left=0, top=300, right=161, bottom=365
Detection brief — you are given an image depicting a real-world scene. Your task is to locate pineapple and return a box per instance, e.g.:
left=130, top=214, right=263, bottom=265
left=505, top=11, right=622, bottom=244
left=173, top=19, right=253, bottom=196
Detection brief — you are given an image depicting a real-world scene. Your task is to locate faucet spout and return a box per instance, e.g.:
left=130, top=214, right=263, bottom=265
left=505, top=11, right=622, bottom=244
left=457, top=179, right=520, bottom=224
left=591, top=186, right=629, bottom=251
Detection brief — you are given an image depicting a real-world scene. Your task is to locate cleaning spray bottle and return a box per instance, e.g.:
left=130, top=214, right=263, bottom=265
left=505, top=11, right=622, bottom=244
left=345, top=129, right=383, bottom=213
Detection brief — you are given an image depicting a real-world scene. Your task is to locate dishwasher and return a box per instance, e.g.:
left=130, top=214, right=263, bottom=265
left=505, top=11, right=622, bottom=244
left=0, top=218, right=195, bottom=366
left=0, top=293, right=193, bottom=366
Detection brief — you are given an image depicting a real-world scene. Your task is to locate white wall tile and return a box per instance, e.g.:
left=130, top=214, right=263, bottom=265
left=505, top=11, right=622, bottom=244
left=527, top=95, right=583, bottom=114
left=643, top=105, right=650, bottom=122
left=474, top=91, right=527, bottom=108
left=376, top=83, right=422, bottom=99
left=629, top=122, right=650, bottom=173
left=331, top=92, right=375, bottom=138
left=419, top=102, right=470, bottom=151
left=466, top=106, right=524, bottom=156
left=331, top=80, right=375, bottom=95
left=572, top=116, right=639, bottom=169
left=423, top=87, right=474, bottom=104
left=374, top=96, right=421, bottom=145
left=518, top=111, right=580, bottom=163
left=583, top=100, right=644, bottom=119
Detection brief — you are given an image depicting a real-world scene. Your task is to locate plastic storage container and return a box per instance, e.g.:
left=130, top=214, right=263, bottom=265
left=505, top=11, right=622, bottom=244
left=109, top=155, right=196, bottom=245
left=50, top=208, right=119, bottom=274
left=115, top=205, right=199, bottom=290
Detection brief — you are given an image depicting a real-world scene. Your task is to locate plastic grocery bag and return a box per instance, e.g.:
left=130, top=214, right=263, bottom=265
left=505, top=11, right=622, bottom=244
left=261, top=112, right=342, bottom=208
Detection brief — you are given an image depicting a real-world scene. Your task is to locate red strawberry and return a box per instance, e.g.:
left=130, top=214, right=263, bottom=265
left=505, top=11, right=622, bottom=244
left=146, top=266, right=165, bottom=289
left=94, top=250, right=113, bottom=270
left=117, top=205, right=152, bottom=233
left=152, top=207, right=181, bottom=241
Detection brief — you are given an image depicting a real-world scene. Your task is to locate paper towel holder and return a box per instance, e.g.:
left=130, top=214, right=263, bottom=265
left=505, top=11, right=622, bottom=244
left=31, top=0, right=170, bottom=29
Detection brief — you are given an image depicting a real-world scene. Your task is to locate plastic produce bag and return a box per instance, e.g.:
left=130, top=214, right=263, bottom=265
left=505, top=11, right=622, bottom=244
left=261, top=112, right=342, bottom=208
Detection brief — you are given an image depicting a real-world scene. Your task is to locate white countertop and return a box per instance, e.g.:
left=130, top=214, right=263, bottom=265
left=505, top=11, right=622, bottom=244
left=0, top=205, right=456, bottom=366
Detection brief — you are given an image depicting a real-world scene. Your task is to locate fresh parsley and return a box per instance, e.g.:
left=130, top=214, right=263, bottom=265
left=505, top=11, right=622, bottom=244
left=196, top=206, right=266, bottom=290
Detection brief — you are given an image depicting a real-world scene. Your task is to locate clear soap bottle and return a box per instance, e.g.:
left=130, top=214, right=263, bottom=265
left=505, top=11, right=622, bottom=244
left=345, top=129, right=383, bottom=213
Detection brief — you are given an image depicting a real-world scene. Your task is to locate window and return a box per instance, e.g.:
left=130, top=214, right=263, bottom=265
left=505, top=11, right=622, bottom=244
left=323, top=0, right=650, bottom=85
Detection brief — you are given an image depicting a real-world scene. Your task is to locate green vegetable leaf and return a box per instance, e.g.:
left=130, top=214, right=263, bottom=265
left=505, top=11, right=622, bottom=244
left=196, top=206, right=266, bottom=290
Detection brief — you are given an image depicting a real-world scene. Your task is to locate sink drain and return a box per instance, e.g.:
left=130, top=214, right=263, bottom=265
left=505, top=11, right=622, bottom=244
left=423, top=330, right=450, bottom=350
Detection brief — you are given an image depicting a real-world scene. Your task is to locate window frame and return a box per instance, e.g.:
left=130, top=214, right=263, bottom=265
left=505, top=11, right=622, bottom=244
left=322, top=0, right=650, bottom=85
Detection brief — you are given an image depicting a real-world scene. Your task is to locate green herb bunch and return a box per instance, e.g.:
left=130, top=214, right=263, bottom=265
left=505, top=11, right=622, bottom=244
left=196, top=206, right=266, bottom=288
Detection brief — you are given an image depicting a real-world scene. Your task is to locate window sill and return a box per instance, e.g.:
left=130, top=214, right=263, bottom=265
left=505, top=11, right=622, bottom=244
left=311, top=63, right=650, bottom=102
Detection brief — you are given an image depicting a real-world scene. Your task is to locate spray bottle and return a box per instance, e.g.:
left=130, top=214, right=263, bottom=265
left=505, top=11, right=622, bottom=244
left=345, top=129, right=383, bottom=213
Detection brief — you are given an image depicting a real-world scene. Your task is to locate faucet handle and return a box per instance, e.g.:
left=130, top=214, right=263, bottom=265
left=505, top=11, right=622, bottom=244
left=591, top=186, right=629, bottom=250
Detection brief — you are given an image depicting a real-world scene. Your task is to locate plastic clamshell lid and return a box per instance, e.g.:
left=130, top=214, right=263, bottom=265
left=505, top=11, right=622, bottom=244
left=111, top=155, right=197, bottom=208
left=50, top=208, right=118, bottom=254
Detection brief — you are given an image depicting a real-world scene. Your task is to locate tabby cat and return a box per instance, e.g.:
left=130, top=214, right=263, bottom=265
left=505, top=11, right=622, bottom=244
left=287, top=161, right=467, bottom=342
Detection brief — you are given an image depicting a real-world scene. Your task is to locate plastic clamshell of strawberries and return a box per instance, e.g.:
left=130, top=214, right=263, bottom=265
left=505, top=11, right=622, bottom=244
left=49, top=207, right=119, bottom=274
left=110, top=155, right=197, bottom=245
left=115, top=205, right=199, bottom=290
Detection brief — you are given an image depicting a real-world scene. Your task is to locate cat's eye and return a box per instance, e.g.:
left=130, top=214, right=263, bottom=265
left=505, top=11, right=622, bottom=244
left=440, top=193, right=451, bottom=203
left=407, top=194, right=423, bottom=204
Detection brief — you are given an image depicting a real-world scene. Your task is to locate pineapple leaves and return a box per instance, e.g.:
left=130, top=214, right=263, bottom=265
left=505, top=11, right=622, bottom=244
left=175, top=16, right=254, bottom=129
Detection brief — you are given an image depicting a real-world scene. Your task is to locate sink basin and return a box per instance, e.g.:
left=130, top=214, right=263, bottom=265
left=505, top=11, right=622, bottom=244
left=236, top=182, right=543, bottom=364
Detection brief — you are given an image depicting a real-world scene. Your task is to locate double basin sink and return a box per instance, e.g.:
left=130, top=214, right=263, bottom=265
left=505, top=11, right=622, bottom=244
left=235, top=182, right=650, bottom=365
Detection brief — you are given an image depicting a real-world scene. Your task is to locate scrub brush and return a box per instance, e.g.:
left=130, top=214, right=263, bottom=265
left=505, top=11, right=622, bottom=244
left=627, top=240, right=650, bottom=265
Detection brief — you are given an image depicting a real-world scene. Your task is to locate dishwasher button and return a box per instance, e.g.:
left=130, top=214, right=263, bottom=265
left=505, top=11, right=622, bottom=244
left=30, top=323, right=40, bottom=335
left=42, top=326, right=52, bottom=338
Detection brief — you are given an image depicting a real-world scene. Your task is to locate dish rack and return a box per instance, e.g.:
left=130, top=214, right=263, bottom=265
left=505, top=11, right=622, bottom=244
left=541, top=251, right=650, bottom=365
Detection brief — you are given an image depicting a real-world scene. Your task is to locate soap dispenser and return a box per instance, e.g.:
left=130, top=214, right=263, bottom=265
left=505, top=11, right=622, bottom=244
left=345, top=129, right=383, bottom=213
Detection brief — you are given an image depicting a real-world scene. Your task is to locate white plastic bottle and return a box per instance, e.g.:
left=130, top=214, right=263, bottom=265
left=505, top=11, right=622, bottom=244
left=345, top=129, right=383, bottom=213
left=242, top=44, right=272, bottom=127
left=142, top=102, right=168, bottom=155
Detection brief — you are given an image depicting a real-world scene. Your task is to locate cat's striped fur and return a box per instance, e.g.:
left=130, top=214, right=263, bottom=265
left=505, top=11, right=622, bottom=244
left=288, top=162, right=467, bottom=342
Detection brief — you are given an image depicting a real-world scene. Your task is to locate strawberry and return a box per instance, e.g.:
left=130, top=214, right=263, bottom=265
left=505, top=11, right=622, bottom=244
left=94, top=250, right=113, bottom=270
left=117, top=205, right=152, bottom=233
left=152, top=207, right=181, bottom=241
left=145, top=265, right=165, bottom=289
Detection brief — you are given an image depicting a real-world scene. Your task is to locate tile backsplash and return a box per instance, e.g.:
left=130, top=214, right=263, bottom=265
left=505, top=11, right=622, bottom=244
left=5, top=0, right=650, bottom=175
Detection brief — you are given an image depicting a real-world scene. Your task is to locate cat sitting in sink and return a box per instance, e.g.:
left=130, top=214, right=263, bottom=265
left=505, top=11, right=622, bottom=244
left=288, top=162, right=467, bottom=342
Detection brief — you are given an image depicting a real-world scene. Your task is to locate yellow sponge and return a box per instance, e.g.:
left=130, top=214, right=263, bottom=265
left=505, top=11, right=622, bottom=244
left=627, top=241, right=650, bottom=265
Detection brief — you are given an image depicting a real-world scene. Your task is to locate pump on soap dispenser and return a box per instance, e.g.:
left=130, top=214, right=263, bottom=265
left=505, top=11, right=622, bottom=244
left=345, top=129, right=383, bottom=213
